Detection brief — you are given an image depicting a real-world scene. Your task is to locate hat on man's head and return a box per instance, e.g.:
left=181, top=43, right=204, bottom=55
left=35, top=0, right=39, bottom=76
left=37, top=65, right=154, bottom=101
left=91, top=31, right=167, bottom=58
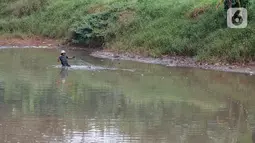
left=61, top=50, right=66, bottom=54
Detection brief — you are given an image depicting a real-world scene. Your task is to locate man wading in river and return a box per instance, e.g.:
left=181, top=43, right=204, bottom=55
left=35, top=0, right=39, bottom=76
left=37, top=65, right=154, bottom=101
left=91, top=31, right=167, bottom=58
left=56, top=50, right=74, bottom=86
left=58, top=50, right=75, bottom=67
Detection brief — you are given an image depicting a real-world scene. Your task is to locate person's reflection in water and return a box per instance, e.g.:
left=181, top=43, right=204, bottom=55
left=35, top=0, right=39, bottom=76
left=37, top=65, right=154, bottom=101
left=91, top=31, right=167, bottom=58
left=252, top=129, right=255, bottom=143
left=0, top=80, right=4, bottom=103
left=60, top=67, right=68, bottom=84
left=56, top=67, right=72, bottom=89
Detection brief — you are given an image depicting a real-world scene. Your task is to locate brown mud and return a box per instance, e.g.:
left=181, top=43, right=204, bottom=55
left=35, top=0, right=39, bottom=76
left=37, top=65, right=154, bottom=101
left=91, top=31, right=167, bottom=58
left=91, top=50, right=255, bottom=75
left=0, top=36, right=60, bottom=47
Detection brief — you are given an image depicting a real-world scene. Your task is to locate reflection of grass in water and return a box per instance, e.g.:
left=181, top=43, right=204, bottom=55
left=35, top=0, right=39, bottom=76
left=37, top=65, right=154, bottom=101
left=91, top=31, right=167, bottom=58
left=87, top=71, right=225, bottom=111
left=86, top=65, right=255, bottom=112
left=1, top=48, right=255, bottom=110
left=0, top=49, right=254, bottom=142
left=100, top=59, right=255, bottom=101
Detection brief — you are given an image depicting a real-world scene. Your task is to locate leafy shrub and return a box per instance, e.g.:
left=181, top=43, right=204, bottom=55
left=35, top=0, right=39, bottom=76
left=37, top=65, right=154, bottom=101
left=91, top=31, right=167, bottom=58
left=68, top=10, right=118, bottom=47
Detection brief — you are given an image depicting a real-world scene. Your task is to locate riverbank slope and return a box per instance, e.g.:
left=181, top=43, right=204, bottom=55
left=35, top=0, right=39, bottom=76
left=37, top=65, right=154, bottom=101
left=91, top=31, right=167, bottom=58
left=0, top=0, right=255, bottom=64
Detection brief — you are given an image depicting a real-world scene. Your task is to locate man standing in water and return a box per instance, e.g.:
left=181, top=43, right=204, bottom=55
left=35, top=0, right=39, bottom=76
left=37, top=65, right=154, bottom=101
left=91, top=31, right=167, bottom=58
left=58, top=50, right=75, bottom=67
left=56, top=50, right=75, bottom=85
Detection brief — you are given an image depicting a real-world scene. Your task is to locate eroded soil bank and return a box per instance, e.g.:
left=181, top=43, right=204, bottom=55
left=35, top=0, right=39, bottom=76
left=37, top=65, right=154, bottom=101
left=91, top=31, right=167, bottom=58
left=0, top=36, right=60, bottom=47
left=91, top=51, right=255, bottom=75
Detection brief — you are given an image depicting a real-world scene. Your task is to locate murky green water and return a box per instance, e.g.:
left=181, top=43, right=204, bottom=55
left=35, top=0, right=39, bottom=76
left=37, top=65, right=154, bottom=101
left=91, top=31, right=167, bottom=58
left=0, top=48, right=255, bottom=143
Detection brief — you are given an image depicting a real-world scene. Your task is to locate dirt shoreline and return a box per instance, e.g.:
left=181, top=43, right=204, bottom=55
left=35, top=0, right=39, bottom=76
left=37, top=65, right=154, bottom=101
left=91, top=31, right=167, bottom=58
left=1, top=36, right=255, bottom=75
left=0, top=36, right=60, bottom=47
left=91, top=51, right=255, bottom=75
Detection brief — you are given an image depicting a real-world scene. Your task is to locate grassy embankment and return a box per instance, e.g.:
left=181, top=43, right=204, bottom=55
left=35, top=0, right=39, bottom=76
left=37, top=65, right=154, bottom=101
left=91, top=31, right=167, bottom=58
left=0, top=0, right=255, bottom=63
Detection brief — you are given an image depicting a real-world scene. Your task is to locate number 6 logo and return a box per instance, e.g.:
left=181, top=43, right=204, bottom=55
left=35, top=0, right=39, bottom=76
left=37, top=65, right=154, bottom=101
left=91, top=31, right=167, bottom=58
left=227, top=8, right=248, bottom=28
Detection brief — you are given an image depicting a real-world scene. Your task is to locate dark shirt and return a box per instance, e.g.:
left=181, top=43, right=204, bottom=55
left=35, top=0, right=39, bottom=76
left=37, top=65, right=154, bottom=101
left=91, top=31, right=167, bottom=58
left=59, top=55, right=70, bottom=67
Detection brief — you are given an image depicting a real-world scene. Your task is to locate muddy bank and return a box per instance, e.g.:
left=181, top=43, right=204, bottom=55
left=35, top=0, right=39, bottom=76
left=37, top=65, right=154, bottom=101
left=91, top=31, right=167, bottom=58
left=91, top=51, right=255, bottom=75
left=0, top=36, right=61, bottom=47
left=0, top=36, right=101, bottom=52
left=0, top=36, right=58, bottom=49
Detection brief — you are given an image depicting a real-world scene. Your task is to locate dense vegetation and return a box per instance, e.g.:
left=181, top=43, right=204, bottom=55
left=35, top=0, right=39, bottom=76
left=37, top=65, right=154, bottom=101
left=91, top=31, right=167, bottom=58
left=0, top=0, right=254, bottom=63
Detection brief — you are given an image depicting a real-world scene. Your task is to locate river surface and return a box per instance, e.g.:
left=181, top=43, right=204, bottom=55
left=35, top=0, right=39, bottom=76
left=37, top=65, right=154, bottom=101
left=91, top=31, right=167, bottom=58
left=0, top=48, right=255, bottom=143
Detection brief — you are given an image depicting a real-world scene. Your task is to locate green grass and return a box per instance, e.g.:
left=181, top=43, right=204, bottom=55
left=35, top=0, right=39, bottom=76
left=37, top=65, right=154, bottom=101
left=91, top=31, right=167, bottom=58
left=0, top=0, right=254, bottom=63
